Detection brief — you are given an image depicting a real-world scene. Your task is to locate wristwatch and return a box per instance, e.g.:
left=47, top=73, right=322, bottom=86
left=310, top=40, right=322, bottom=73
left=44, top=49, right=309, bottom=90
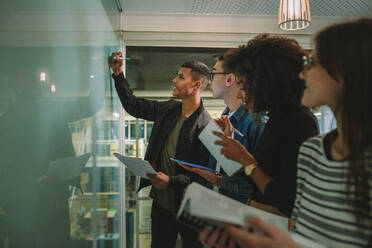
left=214, top=173, right=222, bottom=186
left=244, top=163, right=257, bottom=176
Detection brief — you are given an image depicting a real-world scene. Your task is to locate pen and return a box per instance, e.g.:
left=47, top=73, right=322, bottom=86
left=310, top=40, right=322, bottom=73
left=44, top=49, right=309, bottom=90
left=232, top=127, right=248, bottom=140
left=109, top=56, right=132, bottom=61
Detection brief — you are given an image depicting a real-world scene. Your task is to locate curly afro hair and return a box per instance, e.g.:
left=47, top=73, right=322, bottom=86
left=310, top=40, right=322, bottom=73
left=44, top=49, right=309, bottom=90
left=223, top=34, right=307, bottom=118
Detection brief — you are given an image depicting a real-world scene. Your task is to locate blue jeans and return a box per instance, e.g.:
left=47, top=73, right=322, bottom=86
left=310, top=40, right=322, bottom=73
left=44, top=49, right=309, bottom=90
left=219, top=173, right=254, bottom=203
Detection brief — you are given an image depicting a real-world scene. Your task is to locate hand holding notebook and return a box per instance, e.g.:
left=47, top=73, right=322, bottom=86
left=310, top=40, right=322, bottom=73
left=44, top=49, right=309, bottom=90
left=199, top=120, right=242, bottom=176
left=171, top=158, right=218, bottom=184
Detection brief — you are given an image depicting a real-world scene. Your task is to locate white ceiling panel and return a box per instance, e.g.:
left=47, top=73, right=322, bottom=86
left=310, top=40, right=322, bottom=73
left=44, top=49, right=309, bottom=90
left=122, top=0, right=193, bottom=13
left=311, top=0, right=371, bottom=17
left=1, top=0, right=369, bottom=17
left=122, top=0, right=372, bottom=17
left=191, top=0, right=279, bottom=15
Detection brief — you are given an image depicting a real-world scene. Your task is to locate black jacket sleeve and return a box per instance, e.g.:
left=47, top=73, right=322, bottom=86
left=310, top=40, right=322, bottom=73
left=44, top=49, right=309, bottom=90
left=168, top=175, right=191, bottom=188
left=113, top=73, right=165, bottom=121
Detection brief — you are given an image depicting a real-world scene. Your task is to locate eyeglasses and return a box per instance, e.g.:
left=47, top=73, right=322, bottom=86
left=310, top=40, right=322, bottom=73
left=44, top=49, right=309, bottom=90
left=209, top=72, right=229, bottom=80
left=302, top=55, right=316, bottom=70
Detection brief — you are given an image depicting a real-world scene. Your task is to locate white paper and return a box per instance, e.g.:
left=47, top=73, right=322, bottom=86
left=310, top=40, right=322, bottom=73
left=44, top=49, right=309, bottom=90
left=47, top=153, right=91, bottom=181
left=113, top=153, right=156, bottom=179
left=198, top=120, right=242, bottom=176
left=178, top=182, right=288, bottom=230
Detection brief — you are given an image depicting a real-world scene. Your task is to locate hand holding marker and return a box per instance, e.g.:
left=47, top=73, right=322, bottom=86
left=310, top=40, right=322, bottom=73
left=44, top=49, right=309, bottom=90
left=109, top=55, right=132, bottom=61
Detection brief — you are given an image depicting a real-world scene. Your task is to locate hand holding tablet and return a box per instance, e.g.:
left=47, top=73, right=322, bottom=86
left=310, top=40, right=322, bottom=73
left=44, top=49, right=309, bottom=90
left=170, top=158, right=214, bottom=172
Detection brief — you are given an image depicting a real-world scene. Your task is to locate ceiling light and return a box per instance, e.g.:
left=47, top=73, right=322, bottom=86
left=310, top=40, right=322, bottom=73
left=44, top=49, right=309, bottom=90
left=278, top=0, right=311, bottom=30
left=40, top=72, right=46, bottom=82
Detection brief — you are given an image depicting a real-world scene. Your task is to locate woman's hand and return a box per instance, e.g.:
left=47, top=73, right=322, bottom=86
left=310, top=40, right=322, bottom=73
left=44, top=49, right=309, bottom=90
left=213, top=131, right=256, bottom=166
left=199, top=226, right=236, bottom=248
left=226, top=216, right=298, bottom=248
left=177, top=162, right=217, bottom=184
left=215, top=115, right=233, bottom=137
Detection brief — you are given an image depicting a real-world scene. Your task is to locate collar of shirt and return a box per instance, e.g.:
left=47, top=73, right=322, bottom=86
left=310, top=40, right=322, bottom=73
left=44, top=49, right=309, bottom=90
left=222, top=103, right=249, bottom=127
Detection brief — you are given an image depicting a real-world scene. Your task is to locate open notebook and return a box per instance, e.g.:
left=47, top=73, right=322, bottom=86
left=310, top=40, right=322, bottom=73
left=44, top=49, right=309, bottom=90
left=177, top=182, right=326, bottom=248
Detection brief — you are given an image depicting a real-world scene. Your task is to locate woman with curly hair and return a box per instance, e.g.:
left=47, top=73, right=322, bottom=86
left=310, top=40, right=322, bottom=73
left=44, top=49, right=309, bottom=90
left=198, top=34, right=319, bottom=247
left=214, top=34, right=319, bottom=218
left=201, top=18, right=372, bottom=248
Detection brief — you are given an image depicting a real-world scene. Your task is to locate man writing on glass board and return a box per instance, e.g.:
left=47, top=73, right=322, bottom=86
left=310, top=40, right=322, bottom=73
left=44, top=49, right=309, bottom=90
left=110, top=52, right=212, bottom=248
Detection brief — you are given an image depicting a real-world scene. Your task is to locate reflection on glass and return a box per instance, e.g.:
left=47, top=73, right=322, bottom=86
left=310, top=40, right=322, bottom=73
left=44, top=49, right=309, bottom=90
left=0, top=1, right=121, bottom=247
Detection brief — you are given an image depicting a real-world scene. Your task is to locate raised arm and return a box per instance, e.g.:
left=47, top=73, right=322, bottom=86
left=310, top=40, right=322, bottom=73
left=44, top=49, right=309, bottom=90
left=110, top=52, right=164, bottom=121
left=112, top=73, right=165, bottom=121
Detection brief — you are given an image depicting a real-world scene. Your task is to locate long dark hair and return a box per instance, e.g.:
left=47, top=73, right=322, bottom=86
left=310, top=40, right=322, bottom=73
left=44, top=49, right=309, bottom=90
left=316, top=18, right=372, bottom=231
left=223, top=34, right=306, bottom=119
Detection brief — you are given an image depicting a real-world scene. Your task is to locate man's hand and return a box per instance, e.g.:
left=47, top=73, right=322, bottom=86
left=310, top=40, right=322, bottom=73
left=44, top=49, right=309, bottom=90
left=177, top=162, right=218, bottom=184
left=109, top=52, right=123, bottom=76
left=147, top=172, right=170, bottom=189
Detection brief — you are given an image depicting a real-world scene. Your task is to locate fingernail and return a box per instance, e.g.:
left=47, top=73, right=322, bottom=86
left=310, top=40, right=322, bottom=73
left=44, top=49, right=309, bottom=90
left=244, top=214, right=250, bottom=220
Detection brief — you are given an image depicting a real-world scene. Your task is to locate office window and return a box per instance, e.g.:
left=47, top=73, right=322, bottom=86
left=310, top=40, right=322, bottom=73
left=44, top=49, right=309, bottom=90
left=0, top=1, right=123, bottom=247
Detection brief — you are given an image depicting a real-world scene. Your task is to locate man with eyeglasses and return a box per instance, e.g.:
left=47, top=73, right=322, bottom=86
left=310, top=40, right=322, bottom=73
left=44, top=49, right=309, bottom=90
left=182, top=55, right=265, bottom=203
left=109, top=52, right=211, bottom=248
left=209, top=55, right=266, bottom=202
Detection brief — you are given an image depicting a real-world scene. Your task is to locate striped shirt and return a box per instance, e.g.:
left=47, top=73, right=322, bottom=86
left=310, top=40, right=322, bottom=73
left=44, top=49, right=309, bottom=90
left=292, top=134, right=372, bottom=248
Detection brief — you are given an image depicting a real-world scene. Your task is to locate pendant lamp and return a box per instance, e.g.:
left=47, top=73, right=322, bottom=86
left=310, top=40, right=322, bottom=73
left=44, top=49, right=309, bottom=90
left=278, top=0, right=311, bottom=30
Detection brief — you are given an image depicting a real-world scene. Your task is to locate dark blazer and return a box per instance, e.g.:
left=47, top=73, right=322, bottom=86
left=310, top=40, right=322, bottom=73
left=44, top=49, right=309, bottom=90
left=113, top=73, right=211, bottom=209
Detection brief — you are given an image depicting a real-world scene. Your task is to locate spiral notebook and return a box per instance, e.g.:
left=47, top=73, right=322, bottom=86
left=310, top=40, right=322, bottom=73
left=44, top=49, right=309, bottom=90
left=177, top=182, right=287, bottom=232
left=177, top=183, right=326, bottom=248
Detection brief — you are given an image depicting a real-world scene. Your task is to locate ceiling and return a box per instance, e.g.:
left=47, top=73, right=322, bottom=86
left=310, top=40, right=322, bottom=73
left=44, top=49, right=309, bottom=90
left=0, top=0, right=370, bottom=17
left=122, top=0, right=372, bottom=17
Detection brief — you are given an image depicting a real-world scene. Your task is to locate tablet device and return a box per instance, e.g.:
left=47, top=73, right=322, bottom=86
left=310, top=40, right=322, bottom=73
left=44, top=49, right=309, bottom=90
left=170, top=158, right=214, bottom=172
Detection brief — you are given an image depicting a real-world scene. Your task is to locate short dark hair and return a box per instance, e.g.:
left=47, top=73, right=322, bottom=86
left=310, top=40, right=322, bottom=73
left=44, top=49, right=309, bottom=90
left=223, top=34, right=306, bottom=118
left=215, top=55, right=232, bottom=73
left=181, top=61, right=211, bottom=90
left=217, top=55, right=225, bottom=62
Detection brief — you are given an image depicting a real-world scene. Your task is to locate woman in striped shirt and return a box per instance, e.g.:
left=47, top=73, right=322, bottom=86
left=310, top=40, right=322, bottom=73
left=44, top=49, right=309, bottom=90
left=201, top=18, right=372, bottom=248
